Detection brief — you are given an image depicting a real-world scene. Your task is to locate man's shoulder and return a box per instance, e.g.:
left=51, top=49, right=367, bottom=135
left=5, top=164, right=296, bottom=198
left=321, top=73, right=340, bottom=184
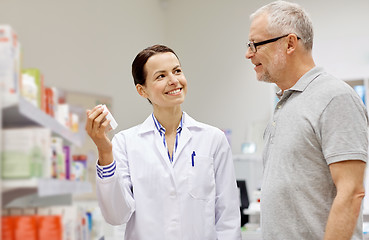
left=310, top=72, right=355, bottom=97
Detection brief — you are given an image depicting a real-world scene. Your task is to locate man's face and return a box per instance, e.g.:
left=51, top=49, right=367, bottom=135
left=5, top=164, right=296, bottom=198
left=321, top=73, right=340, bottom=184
left=246, top=14, right=287, bottom=84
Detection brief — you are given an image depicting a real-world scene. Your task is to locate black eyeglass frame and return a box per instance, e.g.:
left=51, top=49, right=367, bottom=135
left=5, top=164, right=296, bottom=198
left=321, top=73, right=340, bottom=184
left=247, top=34, right=301, bottom=53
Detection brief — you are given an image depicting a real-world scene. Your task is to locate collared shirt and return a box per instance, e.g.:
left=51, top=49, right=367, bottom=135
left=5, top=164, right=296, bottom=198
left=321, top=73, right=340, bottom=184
left=151, top=113, right=183, bottom=163
left=261, top=67, right=368, bottom=240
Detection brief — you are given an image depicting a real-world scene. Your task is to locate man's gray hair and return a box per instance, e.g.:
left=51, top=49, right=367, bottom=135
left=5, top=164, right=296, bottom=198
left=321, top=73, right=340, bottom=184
left=251, top=0, right=313, bottom=51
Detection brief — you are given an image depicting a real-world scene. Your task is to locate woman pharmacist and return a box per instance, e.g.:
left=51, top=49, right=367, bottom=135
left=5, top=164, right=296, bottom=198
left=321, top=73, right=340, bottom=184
left=85, top=45, right=241, bottom=240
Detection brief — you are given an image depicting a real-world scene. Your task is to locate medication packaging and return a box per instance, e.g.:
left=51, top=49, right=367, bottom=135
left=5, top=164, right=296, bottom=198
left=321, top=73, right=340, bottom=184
left=102, top=104, right=118, bottom=131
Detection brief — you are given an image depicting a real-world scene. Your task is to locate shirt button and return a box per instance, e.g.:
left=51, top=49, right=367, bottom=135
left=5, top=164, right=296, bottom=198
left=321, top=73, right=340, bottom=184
left=272, top=121, right=276, bottom=126
left=277, top=104, right=282, bottom=109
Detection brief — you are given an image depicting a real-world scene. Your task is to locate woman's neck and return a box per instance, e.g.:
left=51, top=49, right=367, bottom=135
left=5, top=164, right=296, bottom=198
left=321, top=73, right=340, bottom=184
left=153, top=106, right=182, bottom=134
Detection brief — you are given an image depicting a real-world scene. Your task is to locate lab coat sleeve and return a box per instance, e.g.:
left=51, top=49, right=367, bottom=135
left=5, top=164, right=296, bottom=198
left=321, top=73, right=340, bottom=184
left=214, top=131, right=242, bottom=240
left=96, top=133, right=135, bottom=225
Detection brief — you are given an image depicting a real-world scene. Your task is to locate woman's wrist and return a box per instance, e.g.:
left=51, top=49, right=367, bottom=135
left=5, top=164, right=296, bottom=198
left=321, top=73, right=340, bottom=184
left=98, top=150, right=114, bottom=166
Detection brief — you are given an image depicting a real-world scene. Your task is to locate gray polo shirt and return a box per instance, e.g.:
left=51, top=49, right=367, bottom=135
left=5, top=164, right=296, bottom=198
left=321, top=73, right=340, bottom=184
left=261, top=67, right=368, bottom=240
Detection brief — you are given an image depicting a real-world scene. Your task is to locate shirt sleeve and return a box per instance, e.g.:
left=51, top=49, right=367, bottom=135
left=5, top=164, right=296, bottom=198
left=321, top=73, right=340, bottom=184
left=96, top=159, right=116, bottom=179
left=320, top=93, right=368, bottom=165
left=95, top=133, right=135, bottom=225
left=214, top=131, right=242, bottom=240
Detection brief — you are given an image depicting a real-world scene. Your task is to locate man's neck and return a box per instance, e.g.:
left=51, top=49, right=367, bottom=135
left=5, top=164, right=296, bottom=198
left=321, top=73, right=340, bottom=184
left=277, top=55, right=316, bottom=91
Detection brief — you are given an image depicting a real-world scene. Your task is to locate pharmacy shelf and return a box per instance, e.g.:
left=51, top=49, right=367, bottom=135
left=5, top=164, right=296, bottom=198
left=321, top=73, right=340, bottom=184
left=2, top=96, right=84, bottom=146
left=1, top=179, right=92, bottom=207
left=2, top=179, right=92, bottom=196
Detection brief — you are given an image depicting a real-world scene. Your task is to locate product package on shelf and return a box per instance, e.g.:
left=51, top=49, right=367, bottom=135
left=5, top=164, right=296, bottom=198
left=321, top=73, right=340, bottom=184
left=21, top=72, right=38, bottom=107
left=0, top=25, right=22, bottom=106
left=63, top=145, right=72, bottom=180
left=38, top=206, right=79, bottom=240
left=44, top=86, right=80, bottom=132
left=71, top=112, right=79, bottom=132
left=44, top=87, right=56, bottom=117
left=72, top=154, right=88, bottom=181
left=44, top=136, right=77, bottom=180
left=54, top=88, right=70, bottom=129
left=50, top=137, right=65, bottom=179
left=56, top=103, right=71, bottom=129
left=1, top=214, right=62, bottom=240
left=22, top=68, right=44, bottom=110
left=2, top=205, right=103, bottom=240
left=1, top=127, right=51, bottom=179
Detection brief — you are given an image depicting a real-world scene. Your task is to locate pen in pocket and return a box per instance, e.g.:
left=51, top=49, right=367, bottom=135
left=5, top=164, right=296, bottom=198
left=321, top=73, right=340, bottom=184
left=191, top=151, right=196, bottom=167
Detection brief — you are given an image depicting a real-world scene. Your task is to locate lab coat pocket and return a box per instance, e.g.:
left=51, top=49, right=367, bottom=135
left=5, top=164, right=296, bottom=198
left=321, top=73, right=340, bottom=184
left=188, top=155, right=215, bottom=200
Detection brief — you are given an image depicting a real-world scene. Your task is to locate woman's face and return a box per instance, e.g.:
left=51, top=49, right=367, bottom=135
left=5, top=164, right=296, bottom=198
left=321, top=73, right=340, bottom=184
left=137, top=52, right=187, bottom=109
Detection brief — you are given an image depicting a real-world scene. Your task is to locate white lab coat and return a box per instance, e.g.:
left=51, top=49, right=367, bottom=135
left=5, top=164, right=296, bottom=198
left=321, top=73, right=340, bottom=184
left=96, top=112, right=241, bottom=240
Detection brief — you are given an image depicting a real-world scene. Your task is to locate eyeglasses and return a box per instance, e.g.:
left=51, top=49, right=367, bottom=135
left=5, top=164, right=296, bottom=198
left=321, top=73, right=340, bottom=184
left=247, top=34, right=301, bottom=53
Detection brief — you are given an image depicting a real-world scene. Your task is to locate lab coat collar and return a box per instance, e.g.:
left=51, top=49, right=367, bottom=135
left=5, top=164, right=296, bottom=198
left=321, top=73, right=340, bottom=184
left=138, top=112, right=204, bottom=167
left=182, top=112, right=205, bottom=129
left=172, top=112, right=205, bottom=165
left=138, top=111, right=203, bottom=135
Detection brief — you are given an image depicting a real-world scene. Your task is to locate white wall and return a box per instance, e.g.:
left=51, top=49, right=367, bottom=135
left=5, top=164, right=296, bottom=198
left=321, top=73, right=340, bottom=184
left=1, top=0, right=369, bottom=154
left=165, top=0, right=276, bottom=155
left=0, top=0, right=166, bottom=130
left=164, top=0, right=369, bottom=153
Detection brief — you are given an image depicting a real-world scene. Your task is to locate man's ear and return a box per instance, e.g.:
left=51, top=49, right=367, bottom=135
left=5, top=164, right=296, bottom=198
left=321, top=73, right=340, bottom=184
left=286, top=34, right=298, bottom=54
left=136, top=84, right=148, bottom=98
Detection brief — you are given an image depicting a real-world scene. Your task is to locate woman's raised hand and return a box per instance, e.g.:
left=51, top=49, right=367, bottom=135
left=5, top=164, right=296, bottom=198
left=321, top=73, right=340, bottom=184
left=85, top=105, right=113, bottom=155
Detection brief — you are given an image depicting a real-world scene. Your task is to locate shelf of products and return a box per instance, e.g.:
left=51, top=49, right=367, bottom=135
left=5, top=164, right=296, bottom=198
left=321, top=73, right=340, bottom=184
left=0, top=24, right=98, bottom=239
left=2, top=179, right=92, bottom=208
left=1, top=95, right=91, bottom=206
left=2, top=178, right=92, bottom=197
left=2, top=96, right=85, bottom=146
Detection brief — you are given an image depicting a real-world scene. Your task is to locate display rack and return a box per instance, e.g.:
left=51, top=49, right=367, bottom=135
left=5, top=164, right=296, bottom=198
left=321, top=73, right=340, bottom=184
left=1, top=95, right=91, bottom=208
left=2, top=96, right=85, bottom=146
left=2, top=179, right=92, bottom=207
left=2, top=179, right=92, bottom=196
